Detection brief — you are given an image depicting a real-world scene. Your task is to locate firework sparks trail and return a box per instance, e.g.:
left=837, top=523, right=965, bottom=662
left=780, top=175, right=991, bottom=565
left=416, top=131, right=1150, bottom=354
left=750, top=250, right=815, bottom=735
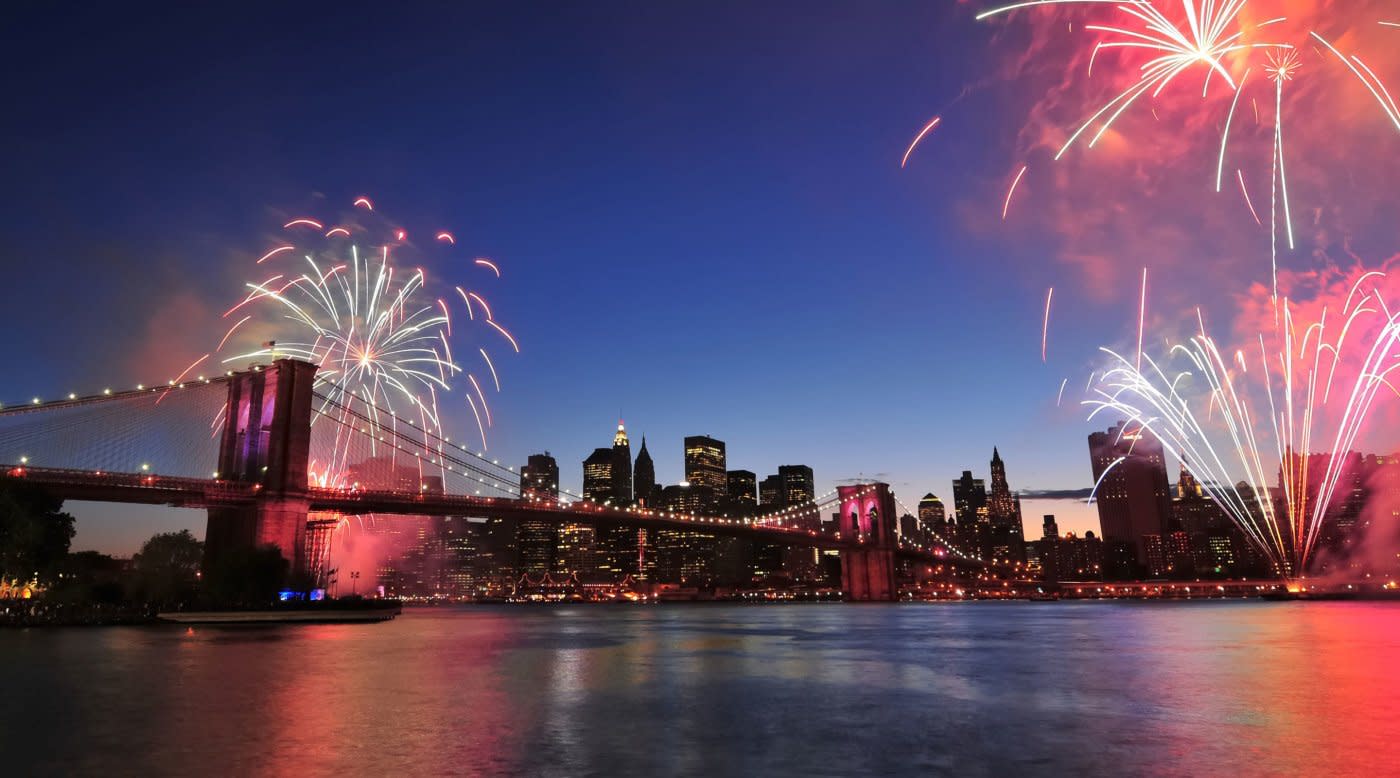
left=480, top=348, right=501, bottom=391
left=217, top=197, right=516, bottom=487
left=1084, top=274, right=1400, bottom=580
left=1042, top=286, right=1054, bottom=362
left=1057, top=377, right=1069, bottom=406
left=1265, top=49, right=1300, bottom=303
left=900, top=116, right=942, bottom=168
left=1136, top=267, right=1148, bottom=371
left=1216, top=69, right=1251, bottom=192
left=1236, top=169, right=1263, bottom=226
left=1310, top=32, right=1400, bottom=132
left=1003, top=165, right=1029, bottom=220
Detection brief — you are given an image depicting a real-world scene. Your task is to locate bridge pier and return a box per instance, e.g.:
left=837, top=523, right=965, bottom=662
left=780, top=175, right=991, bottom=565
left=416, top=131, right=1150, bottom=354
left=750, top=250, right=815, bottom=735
left=837, top=484, right=898, bottom=602
left=205, top=359, right=317, bottom=579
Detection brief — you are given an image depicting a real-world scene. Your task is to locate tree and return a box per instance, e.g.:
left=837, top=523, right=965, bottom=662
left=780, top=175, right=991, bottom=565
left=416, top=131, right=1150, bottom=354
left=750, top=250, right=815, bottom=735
left=48, top=550, right=127, bottom=604
left=203, top=545, right=289, bottom=607
left=0, top=483, right=76, bottom=583
left=131, top=530, right=204, bottom=606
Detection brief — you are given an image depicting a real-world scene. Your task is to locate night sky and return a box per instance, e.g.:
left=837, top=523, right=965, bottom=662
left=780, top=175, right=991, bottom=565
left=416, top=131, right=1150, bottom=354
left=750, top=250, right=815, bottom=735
left=4, top=1, right=1397, bottom=553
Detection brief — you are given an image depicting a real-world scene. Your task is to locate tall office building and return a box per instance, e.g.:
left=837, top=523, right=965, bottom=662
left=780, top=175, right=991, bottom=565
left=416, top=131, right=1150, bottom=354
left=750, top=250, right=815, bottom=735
left=517, top=453, right=560, bottom=577
left=684, top=435, right=727, bottom=506
left=953, top=470, right=988, bottom=556
left=918, top=493, right=946, bottom=526
left=598, top=422, right=639, bottom=582
left=582, top=447, right=615, bottom=504
left=612, top=420, right=633, bottom=506
left=759, top=474, right=785, bottom=507
left=953, top=471, right=987, bottom=521
left=917, top=493, right=947, bottom=541
left=1088, top=421, right=1175, bottom=579
left=778, top=465, right=815, bottom=506
left=655, top=484, right=714, bottom=584
left=634, top=437, right=658, bottom=506
left=521, top=453, right=560, bottom=499
left=727, top=469, right=758, bottom=508
left=986, top=448, right=1027, bottom=562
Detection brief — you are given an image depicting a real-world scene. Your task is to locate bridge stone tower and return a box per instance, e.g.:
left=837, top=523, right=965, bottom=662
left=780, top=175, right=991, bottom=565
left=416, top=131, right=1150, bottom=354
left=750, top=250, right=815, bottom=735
left=837, top=483, right=898, bottom=601
left=205, top=359, right=318, bottom=578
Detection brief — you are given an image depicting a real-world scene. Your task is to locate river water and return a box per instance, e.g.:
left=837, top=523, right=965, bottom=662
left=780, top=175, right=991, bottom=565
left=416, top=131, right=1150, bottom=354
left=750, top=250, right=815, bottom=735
left=1, top=602, right=1397, bottom=776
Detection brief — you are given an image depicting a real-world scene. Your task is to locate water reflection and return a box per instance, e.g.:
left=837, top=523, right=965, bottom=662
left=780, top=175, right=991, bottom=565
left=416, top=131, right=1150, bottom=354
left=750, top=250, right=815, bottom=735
left=2, top=603, right=1398, bottom=775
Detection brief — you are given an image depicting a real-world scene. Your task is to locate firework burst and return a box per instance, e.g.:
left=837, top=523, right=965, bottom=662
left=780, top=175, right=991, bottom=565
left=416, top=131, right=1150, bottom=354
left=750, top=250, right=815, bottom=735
left=218, top=197, right=517, bottom=480
left=1084, top=272, right=1400, bottom=580
left=977, top=0, right=1290, bottom=160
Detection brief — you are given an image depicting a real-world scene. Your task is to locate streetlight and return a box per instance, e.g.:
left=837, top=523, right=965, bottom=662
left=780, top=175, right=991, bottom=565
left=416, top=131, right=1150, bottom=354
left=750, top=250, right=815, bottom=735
left=350, top=570, right=361, bottom=596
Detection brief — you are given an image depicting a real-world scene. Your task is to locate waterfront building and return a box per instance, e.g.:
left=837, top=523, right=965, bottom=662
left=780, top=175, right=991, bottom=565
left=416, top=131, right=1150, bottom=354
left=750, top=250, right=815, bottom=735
left=684, top=435, right=727, bottom=507
left=917, top=493, right=947, bottom=539
left=611, top=421, right=633, bottom=505
left=634, top=437, right=658, bottom=506
left=1088, top=422, right=1175, bottom=579
left=778, top=464, right=815, bottom=506
left=727, top=469, right=758, bottom=507
left=759, top=473, right=785, bottom=507
left=986, top=448, right=1027, bottom=563
left=953, top=470, right=988, bottom=557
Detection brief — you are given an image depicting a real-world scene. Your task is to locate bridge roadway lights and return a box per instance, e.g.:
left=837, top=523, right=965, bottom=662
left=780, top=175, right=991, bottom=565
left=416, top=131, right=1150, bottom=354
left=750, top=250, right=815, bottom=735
left=837, top=484, right=899, bottom=602
left=204, top=358, right=317, bottom=579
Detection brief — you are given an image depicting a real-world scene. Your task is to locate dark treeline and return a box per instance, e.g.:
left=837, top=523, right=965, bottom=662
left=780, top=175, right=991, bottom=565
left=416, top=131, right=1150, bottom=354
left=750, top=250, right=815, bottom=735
left=1, top=483, right=289, bottom=625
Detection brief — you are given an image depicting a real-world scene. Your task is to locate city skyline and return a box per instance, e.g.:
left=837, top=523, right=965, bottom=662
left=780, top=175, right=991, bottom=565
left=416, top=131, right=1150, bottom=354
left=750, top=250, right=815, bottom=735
left=3, top=2, right=1398, bottom=557
left=5, top=4, right=1400, bottom=774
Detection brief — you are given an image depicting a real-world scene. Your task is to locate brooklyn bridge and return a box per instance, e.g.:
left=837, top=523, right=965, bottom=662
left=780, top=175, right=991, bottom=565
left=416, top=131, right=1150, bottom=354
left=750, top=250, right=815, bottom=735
left=0, top=359, right=990, bottom=600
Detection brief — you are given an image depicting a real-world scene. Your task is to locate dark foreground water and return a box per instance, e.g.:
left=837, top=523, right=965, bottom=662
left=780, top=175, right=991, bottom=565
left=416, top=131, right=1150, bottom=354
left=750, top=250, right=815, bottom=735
left=2, top=602, right=1398, bottom=776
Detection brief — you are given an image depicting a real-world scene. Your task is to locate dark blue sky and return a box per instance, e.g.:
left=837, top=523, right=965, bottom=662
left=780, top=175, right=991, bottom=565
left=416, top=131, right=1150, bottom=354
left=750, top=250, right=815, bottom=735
left=0, top=1, right=1210, bottom=550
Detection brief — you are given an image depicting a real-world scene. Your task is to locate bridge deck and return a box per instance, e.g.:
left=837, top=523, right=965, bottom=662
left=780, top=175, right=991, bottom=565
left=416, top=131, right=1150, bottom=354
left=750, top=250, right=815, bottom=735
left=0, top=467, right=963, bottom=564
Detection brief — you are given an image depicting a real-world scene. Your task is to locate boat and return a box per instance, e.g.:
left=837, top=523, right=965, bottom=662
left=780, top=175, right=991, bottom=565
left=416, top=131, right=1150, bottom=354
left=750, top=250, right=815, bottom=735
left=158, top=599, right=402, bottom=625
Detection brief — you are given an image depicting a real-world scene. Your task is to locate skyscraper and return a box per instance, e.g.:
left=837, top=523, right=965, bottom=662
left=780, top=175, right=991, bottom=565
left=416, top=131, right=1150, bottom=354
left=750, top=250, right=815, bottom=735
left=953, top=470, right=988, bottom=556
left=917, top=493, right=946, bottom=526
left=759, top=474, right=785, bottom=507
left=917, top=493, right=947, bottom=541
left=598, top=422, right=638, bottom=581
left=727, top=469, right=758, bottom=508
left=684, top=435, right=727, bottom=505
left=612, top=420, right=633, bottom=506
left=986, top=448, right=1027, bottom=562
left=778, top=464, right=815, bottom=506
left=521, top=453, right=560, bottom=499
left=1088, top=421, right=1175, bottom=579
left=518, top=453, right=560, bottom=576
left=582, top=447, right=615, bottom=504
left=634, top=437, right=658, bottom=506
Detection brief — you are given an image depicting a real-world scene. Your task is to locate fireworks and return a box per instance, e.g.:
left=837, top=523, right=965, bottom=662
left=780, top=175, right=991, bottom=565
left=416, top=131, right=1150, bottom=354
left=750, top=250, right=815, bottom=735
left=1041, top=286, right=1054, bottom=362
left=1003, top=165, right=1029, bottom=221
left=217, top=197, right=515, bottom=478
left=965, top=3, right=1399, bottom=274
left=1084, top=272, right=1400, bottom=579
left=978, top=0, right=1288, bottom=160
left=900, top=116, right=942, bottom=168
left=1263, top=49, right=1299, bottom=302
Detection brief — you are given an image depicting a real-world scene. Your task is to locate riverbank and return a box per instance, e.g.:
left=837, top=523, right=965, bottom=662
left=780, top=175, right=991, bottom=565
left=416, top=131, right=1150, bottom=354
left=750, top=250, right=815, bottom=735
left=1, top=601, right=158, bottom=627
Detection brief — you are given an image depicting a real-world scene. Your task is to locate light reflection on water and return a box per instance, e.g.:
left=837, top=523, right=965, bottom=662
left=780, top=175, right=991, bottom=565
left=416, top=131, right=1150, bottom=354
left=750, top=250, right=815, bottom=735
left=2, top=602, right=1398, bottom=776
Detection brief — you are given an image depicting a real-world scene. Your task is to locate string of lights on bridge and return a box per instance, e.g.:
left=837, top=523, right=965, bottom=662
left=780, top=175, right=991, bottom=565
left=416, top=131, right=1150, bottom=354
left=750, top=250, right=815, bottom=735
left=890, top=493, right=985, bottom=564
left=1, top=371, right=960, bottom=548
left=314, top=389, right=884, bottom=534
